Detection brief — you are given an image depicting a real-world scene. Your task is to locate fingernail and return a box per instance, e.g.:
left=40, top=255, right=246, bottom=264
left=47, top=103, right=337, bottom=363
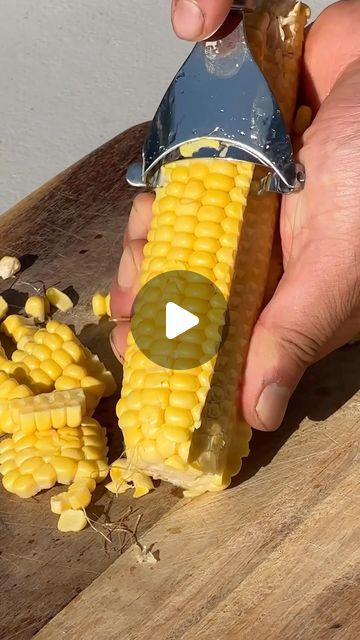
left=117, top=246, right=137, bottom=290
left=256, top=383, right=291, bottom=430
left=110, top=329, right=124, bottom=364
left=173, top=0, right=205, bottom=39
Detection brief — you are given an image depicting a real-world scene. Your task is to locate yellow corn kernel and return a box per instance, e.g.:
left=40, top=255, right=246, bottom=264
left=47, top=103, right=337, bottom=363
left=0, top=295, right=8, bottom=320
left=19, top=456, right=43, bottom=475
left=0, top=437, right=14, bottom=453
left=46, top=287, right=73, bottom=312
left=156, top=432, right=176, bottom=459
left=2, top=468, right=21, bottom=492
left=92, top=293, right=107, bottom=318
left=13, top=435, right=36, bottom=452
left=105, top=480, right=128, bottom=495
left=36, top=438, right=60, bottom=456
left=67, top=485, right=92, bottom=509
left=41, top=332, right=63, bottom=351
left=80, top=376, right=106, bottom=398
left=11, top=350, right=25, bottom=363
left=25, top=295, right=48, bottom=323
left=82, top=445, right=104, bottom=461
left=46, top=319, right=61, bottom=333
left=124, top=427, right=143, bottom=448
left=55, top=324, right=76, bottom=343
left=57, top=509, right=87, bottom=532
left=22, top=355, right=40, bottom=371
left=71, top=477, right=96, bottom=492
left=51, top=349, right=73, bottom=369
left=0, top=378, right=19, bottom=398
left=51, top=492, right=71, bottom=514
left=5, top=363, right=29, bottom=384
left=58, top=425, right=82, bottom=440
left=12, top=474, right=39, bottom=498
left=132, top=472, right=154, bottom=498
left=62, top=341, right=85, bottom=363
left=1, top=314, right=28, bottom=337
left=0, top=447, right=15, bottom=464
left=96, top=459, right=109, bottom=480
left=33, top=462, right=57, bottom=489
left=1, top=459, right=18, bottom=475
left=29, top=368, right=53, bottom=394
left=14, top=325, right=37, bottom=343
left=15, top=447, right=39, bottom=466
left=62, top=363, right=87, bottom=381
left=204, top=173, right=235, bottom=192
left=40, top=359, right=63, bottom=381
left=54, top=375, right=79, bottom=392
left=163, top=426, right=190, bottom=443
left=74, top=460, right=99, bottom=481
left=33, top=329, right=48, bottom=344
left=164, top=407, right=193, bottom=429
left=48, top=456, right=77, bottom=484
left=32, top=344, right=52, bottom=362
left=61, top=448, right=83, bottom=461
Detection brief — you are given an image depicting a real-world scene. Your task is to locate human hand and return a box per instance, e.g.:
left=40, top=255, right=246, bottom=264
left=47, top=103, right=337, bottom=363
left=171, top=0, right=234, bottom=41
left=111, top=1, right=360, bottom=431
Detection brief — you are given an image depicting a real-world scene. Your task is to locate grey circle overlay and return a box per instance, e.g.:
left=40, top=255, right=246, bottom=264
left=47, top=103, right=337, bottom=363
left=131, top=270, right=228, bottom=370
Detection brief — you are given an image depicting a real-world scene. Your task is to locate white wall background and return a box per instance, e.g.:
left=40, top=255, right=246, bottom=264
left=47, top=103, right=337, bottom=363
left=1, top=0, right=330, bottom=214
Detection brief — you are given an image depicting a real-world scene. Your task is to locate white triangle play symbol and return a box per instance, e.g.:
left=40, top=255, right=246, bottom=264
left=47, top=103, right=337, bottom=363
left=165, top=302, right=199, bottom=340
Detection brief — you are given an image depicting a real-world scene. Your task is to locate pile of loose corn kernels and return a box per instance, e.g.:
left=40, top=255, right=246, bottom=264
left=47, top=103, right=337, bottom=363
left=0, top=282, right=152, bottom=532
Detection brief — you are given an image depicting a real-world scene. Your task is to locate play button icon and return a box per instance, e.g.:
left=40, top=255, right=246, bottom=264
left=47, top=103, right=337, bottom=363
left=130, top=270, right=228, bottom=370
left=165, top=302, right=199, bottom=340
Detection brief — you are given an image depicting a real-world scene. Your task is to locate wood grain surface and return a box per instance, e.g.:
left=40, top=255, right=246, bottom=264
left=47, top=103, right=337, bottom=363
left=0, top=125, right=359, bottom=640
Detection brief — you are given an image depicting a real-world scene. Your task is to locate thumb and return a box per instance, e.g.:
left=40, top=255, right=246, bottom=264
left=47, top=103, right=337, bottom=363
left=240, top=253, right=357, bottom=431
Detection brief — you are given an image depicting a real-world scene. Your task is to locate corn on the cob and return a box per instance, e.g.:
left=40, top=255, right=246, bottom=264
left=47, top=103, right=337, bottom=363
left=115, top=1, right=308, bottom=496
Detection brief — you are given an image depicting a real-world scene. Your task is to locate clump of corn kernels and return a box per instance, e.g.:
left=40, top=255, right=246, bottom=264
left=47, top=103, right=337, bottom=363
left=0, top=303, right=115, bottom=532
left=106, top=458, right=154, bottom=498
left=1, top=316, right=115, bottom=407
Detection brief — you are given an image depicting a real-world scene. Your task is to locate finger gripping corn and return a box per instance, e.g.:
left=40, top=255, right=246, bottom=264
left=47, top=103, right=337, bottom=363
left=115, top=1, right=308, bottom=496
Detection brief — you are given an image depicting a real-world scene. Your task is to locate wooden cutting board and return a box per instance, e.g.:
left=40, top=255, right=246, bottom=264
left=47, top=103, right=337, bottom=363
left=0, top=125, right=359, bottom=640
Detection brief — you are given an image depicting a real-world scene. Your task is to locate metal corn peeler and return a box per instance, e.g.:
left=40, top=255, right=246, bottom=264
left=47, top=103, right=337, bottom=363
left=127, top=2, right=305, bottom=195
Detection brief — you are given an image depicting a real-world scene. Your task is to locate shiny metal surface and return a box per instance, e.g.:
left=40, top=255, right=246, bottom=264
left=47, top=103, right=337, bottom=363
left=127, top=9, right=304, bottom=194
